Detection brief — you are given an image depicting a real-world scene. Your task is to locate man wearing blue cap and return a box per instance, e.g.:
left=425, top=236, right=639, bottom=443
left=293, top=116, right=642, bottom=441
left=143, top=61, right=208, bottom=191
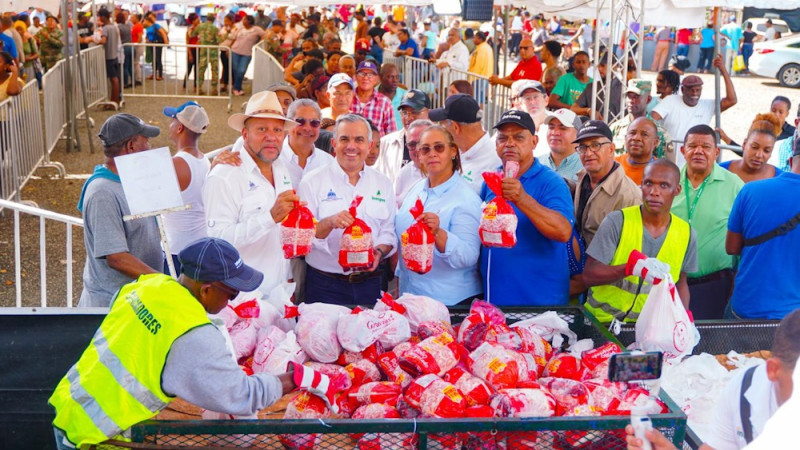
left=77, top=114, right=163, bottom=307
left=162, top=101, right=211, bottom=274
left=50, top=238, right=337, bottom=450
left=351, top=60, right=397, bottom=136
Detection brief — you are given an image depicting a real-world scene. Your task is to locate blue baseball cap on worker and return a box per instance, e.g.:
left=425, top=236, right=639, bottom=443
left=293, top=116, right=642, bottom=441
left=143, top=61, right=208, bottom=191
left=178, top=238, right=263, bottom=292
left=163, top=101, right=209, bottom=134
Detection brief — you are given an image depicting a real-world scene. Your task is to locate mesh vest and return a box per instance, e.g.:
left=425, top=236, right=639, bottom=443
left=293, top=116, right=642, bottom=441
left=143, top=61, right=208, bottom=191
left=49, top=273, right=210, bottom=447
left=586, top=206, right=690, bottom=323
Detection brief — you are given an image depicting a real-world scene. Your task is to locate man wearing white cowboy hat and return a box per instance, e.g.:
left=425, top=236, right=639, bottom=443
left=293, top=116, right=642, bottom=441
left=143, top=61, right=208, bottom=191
left=203, top=91, right=300, bottom=298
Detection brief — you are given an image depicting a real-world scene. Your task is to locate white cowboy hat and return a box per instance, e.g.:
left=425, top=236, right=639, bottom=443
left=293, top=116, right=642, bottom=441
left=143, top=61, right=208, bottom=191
left=227, top=91, right=298, bottom=132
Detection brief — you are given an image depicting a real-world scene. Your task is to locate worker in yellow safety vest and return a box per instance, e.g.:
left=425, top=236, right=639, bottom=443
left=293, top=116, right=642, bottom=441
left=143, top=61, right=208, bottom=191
left=581, top=159, right=698, bottom=324
left=49, top=237, right=337, bottom=449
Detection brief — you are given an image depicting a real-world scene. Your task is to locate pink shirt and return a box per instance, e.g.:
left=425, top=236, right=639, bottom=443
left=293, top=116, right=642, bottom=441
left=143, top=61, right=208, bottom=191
left=230, top=26, right=265, bottom=56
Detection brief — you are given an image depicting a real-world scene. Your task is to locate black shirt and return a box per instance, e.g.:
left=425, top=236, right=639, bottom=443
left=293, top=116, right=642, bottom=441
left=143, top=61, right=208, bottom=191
left=743, top=30, right=757, bottom=44
left=779, top=122, right=796, bottom=141
left=368, top=26, right=386, bottom=40
left=78, top=22, right=93, bottom=50
left=576, top=163, right=619, bottom=234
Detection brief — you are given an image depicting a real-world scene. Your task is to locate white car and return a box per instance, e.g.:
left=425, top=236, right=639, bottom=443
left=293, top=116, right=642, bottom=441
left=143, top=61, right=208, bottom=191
left=744, top=18, right=793, bottom=39
left=749, top=34, right=800, bottom=88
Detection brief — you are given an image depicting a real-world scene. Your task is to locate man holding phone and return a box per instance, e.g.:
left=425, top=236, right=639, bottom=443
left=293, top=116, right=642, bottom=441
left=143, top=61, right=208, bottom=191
left=626, top=309, right=800, bottom=450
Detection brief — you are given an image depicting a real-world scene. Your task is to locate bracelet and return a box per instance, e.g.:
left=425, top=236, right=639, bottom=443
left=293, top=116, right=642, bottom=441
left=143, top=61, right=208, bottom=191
left=375, top=248, right=386, bottom=260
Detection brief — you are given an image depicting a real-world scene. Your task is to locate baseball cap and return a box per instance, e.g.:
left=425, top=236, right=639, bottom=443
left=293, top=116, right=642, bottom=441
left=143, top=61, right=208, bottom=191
left=163, top=101, right=209, bottom=134
left=357, top=60, right=379, bottom=75
left=682, top=75, right=703, bottom=87
left=98, top=113, right=160, bottom=147
left=355, top=38, right=371, bottom=53
left=265, top=83, right=297, bottom=100
left=573, top=120, right=613, bottom=143
left=626, top=79, right=652, bottom=96
left=178, top=238, right=263, bottom=292
left=398, top=89, right=431, bottom=111
left=328, top=73, right=354, bottom=91
left=429, top=94, right=483, bottom=123
left=311, top=75, right=330, bottom=93
left=543, top=109, right=581, bottom=129
left=493, top=109, right=536, bottom=135
left=511, top=79, right=546, bottom=98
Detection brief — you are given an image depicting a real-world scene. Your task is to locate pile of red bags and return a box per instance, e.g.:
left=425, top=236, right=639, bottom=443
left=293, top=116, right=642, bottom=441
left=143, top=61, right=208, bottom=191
left=400, top=198, right=435, bottom=274
left=280, top=194, right=317, bottom=259
left=479, top=172, right=518, bottom=248
left=339, top=196, right=374, bottom=270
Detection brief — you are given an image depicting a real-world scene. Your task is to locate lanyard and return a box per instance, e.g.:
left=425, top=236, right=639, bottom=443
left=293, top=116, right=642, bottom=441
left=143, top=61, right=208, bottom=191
left=684, top=175, right=710, bottom=224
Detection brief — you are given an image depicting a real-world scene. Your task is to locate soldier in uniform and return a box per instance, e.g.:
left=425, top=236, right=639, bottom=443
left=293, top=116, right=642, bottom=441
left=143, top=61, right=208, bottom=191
left=36, top=15, right=63, bottom=72
left=190, top=13, right=220, bottom=95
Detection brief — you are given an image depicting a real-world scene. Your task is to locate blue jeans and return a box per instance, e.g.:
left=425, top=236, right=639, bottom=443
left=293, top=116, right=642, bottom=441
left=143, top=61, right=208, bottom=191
left=54, top=427, right=76, bottom=450
left=231, top=53, right=251, bottom=91
left=676, top=44, right=689, bottom=57
left=697, top=47, right=714, bottom=72
left=741, top=43, right=754, bottom=70
left=305, top=266, right=381, bottom=306
left=123, top=45, right=134, bottom=85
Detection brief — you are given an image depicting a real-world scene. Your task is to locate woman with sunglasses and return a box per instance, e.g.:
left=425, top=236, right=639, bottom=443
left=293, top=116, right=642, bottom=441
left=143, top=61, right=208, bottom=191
left=394, top=125, right=483, bottom=305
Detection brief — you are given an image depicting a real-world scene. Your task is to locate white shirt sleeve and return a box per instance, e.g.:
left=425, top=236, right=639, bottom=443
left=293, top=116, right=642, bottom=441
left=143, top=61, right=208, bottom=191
left=203, top=170, right=278, bottom=248
left=704, top=370, right=746, bottom=450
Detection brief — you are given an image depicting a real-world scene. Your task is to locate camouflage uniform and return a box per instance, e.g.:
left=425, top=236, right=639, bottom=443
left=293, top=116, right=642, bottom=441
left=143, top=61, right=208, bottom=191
left=35, top=27, right=63, bottom=71
left=190, top=21, right=220, bottom=92
left=610, top=79, right=676, bottom=162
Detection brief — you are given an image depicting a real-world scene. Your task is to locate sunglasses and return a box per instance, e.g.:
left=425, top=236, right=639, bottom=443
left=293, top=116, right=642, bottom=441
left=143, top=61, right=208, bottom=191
left=295, top=118, right=321, bottom=128
left=419, top=143, right=450, bottom=155
left=209, top=282, right=239, bottom=300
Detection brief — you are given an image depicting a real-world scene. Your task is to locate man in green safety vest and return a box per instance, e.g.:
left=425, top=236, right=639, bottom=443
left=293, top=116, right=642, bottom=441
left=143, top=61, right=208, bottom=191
left=49, top=238, right=337, bottom=449
left=582, top=159, right=699, bottom=324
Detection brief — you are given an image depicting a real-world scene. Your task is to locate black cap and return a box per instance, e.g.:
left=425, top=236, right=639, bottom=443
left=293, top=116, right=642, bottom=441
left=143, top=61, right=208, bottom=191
left=398, top=89, right=431, bottom=111
left=178, top=238, right=264, bottom=292
left=573, top=120, right=613, bottom=143
left=493, top=109, right=536, bottom=135
left=429, top=94, right=482, bottom=123
left=98, top=113, right=160, bottom=147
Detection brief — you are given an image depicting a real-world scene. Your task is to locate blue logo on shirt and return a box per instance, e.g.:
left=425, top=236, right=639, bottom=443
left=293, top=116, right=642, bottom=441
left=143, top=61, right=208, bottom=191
left=326, top=189, right=338, bottom=201
left=248, top=181, right=257, bottom=191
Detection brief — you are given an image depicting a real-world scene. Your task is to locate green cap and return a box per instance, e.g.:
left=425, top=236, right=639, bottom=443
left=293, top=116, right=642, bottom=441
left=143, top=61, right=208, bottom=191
left=626, top=79, right=652, bottom=96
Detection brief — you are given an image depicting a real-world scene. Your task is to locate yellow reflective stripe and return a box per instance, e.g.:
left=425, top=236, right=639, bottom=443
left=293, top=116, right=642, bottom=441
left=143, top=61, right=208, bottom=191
left=586, top=294, right=640, bottom=321
left=93, top=330, right=169, bottom=413
left=66, top=366, right=122, bottom=439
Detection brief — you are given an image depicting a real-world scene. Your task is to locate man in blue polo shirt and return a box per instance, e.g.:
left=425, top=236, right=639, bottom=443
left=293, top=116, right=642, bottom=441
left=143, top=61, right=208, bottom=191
left=480, top=110, right=574, bottom=306
left=726, top=133, right=800, bottom=320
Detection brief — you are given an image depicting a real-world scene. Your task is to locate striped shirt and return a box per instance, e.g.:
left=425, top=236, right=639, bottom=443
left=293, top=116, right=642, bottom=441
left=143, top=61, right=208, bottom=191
left=350, top=91, right=398, bottom=136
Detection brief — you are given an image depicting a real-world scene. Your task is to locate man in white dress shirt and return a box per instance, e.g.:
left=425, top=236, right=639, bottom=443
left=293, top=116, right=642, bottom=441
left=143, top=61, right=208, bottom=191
left=431, top=94, right=502, bottom=193
left=435, top=28, right=470, bottom=71
left=378, top=89, right=430, bottom=183
left=280, top=99, right=334, bottom=189
left=394, top=119, right=434, bottom=207
left=203, top=91, right=300, bottom=298
left=298, top=114, right=397, bottom=306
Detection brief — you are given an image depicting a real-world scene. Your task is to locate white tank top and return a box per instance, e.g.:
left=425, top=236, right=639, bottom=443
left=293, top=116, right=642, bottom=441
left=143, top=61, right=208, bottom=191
left=164, top=151, right=211, bottom=255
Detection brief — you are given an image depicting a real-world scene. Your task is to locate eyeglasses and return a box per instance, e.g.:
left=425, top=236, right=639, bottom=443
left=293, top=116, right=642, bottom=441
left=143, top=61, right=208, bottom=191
left=210, top=282, right=239, bottom=301
left=400, top=110, right=421, bottom=118
left=419, top=143, right=451, bottom=155
left=576, top=141, right=612, bottom=154
left=356, top=72, right=376, bottom=78
left=407, top=141, right=420, bottom=151
left=294, top=118, right=321, bottom=128
left=519, top=46, right=533, bottom=50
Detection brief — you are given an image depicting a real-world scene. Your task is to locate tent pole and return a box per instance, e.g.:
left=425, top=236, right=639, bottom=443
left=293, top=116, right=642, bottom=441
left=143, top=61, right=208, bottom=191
left=714, top=6, right=721, bottom=146
left=590, top=0, right=603, bottom=118
left=492, top=6, right=499, bottom=76
left=637, top=0, right=644, bottom=75
left=74, top=0, right=96, bottom=154
left=604, top=0, right=616, bottom=123
left=62, top=0, right=75, bottom=153
left=503, top=5, right=509, bottom=77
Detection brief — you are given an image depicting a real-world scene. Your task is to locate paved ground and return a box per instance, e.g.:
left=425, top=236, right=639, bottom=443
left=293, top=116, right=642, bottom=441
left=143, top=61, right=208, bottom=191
left=0, top=26, right=797, bottom=307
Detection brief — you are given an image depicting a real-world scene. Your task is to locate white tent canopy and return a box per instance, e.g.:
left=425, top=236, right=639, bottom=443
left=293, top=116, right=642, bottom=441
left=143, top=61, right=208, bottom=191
left=510, top=0, right=708, bottom=28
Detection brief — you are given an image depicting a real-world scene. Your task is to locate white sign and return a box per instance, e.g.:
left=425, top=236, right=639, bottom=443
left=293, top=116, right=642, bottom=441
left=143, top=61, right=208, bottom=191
left=115, top=147, right=184, bottom=216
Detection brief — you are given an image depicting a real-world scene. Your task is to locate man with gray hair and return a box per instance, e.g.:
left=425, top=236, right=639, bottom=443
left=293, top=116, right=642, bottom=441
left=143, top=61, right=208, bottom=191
left=77, top=114, right=163, bottom=307
left=280, top=99, right=334, bottom=189
left=298, top=114, right=397, bottom=305
left=434, top=27, right=469, bottom=71
left=394, top=119, right=434, bottom=206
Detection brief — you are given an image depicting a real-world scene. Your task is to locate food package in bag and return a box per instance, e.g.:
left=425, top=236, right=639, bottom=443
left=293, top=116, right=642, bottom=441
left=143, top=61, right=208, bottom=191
left=401, top=197, right=435, bottom=274
left=581, top=341, right=622, bottom=379
left=444, top=366, right=493, bottom=406
left=229, top=319, right=258, bottom=361
left=339, top=196, right=374, bottom=270
left=350, top=403, right=404, bottom=442
left=375, top=292, right=451, bottom=334
left=479, top=171, right=518, bottom=248
left=349, top=381, right=404, bottom=407
left=262, top=282, right=298, bottom=332
left=538, top=377, right=591, bottom=416
left=635, top=274, right=699, bottom=363
left=403, top=374, right=467, bottom=418
left=583, top=379, right=622, bottom=414
left=285, top=303, right=350, bottom=363
left=417, top=320, right=456, bottom=340
left=376, top=352, right=413, bottom=387
left=345, top=358, right=382, bottom=387
left=467, top=342, right=520, bottom=390
left=457, top=300, right=507, bottom=352
left=279, top=392, right=331, bottom=450
left=336, top=341, right=384, bottom=365
left=281, top=195, right=317, bottom=259
left=510, top=311, right=578, bottom=348
left=543, top=353, right=585, bottom=381
left=490, top=388, right=556, bottom=418
left=399, top=332, right=462, bottom=377
left=250, top=326, right=287, bottom=374
left=260, top=331, right=308, bottom=375
left=337, top=304, right=411, bottom=352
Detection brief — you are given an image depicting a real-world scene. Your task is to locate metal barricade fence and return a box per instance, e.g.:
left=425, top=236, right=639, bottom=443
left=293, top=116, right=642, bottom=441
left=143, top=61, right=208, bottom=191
left=0, top=199, right=83, bottom=307
left=252, top=45, right=286, bottom=97
left=42, top=59, right=67, bottom=157
left=0, top=82, right=47, bottom=204
left=121, top=43, right=233, bottom=111
left=383, top=50, right=406, bottom=82
left=77, top=46, right=111, bottom=114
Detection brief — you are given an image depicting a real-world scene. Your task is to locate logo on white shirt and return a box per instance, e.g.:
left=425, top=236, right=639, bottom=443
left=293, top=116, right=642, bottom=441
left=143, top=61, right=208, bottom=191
left=248, top=181, right=257, bottom=191
left=326, top=189, right=339, bottom=201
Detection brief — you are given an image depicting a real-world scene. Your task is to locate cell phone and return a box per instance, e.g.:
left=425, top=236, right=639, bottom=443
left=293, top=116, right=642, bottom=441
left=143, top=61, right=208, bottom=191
left=607, top=351, right=663, bottom=382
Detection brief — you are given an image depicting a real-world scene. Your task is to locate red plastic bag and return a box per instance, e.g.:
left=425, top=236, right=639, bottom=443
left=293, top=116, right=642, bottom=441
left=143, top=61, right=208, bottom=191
left=581, top=342, right=621, bottom=372
left=543, top=353, right=585, bottom=381
left=444, top=367, right=493, bottom=406
left=467, top=342, right=520, bottom=390
left=281, top=195, right=317, bottom=259
left=417, top=320, right=456, bottom=340
left=401, top=198, right=435, bottom=274
left=583, top=379, right=622, bottom=414
left=403, top=374, right=466, bottom=418
left=279, top=392, right=331, bottom=450
left=538, top=377, right=590, bottom=416
left=345, top=358, right=382, bottom=387
left=479, top=172, right=518, bottom=248
left=457, top=300, right=506, bottom=352
left=489, top=388, right=556, bottom=417
left=399, top=332, right=462, bottom=377
left=336, top=341, right=384, bottom=366
left=304, top=362, right=352, bottom=392
left=339, top=196, right=374, bottom=270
